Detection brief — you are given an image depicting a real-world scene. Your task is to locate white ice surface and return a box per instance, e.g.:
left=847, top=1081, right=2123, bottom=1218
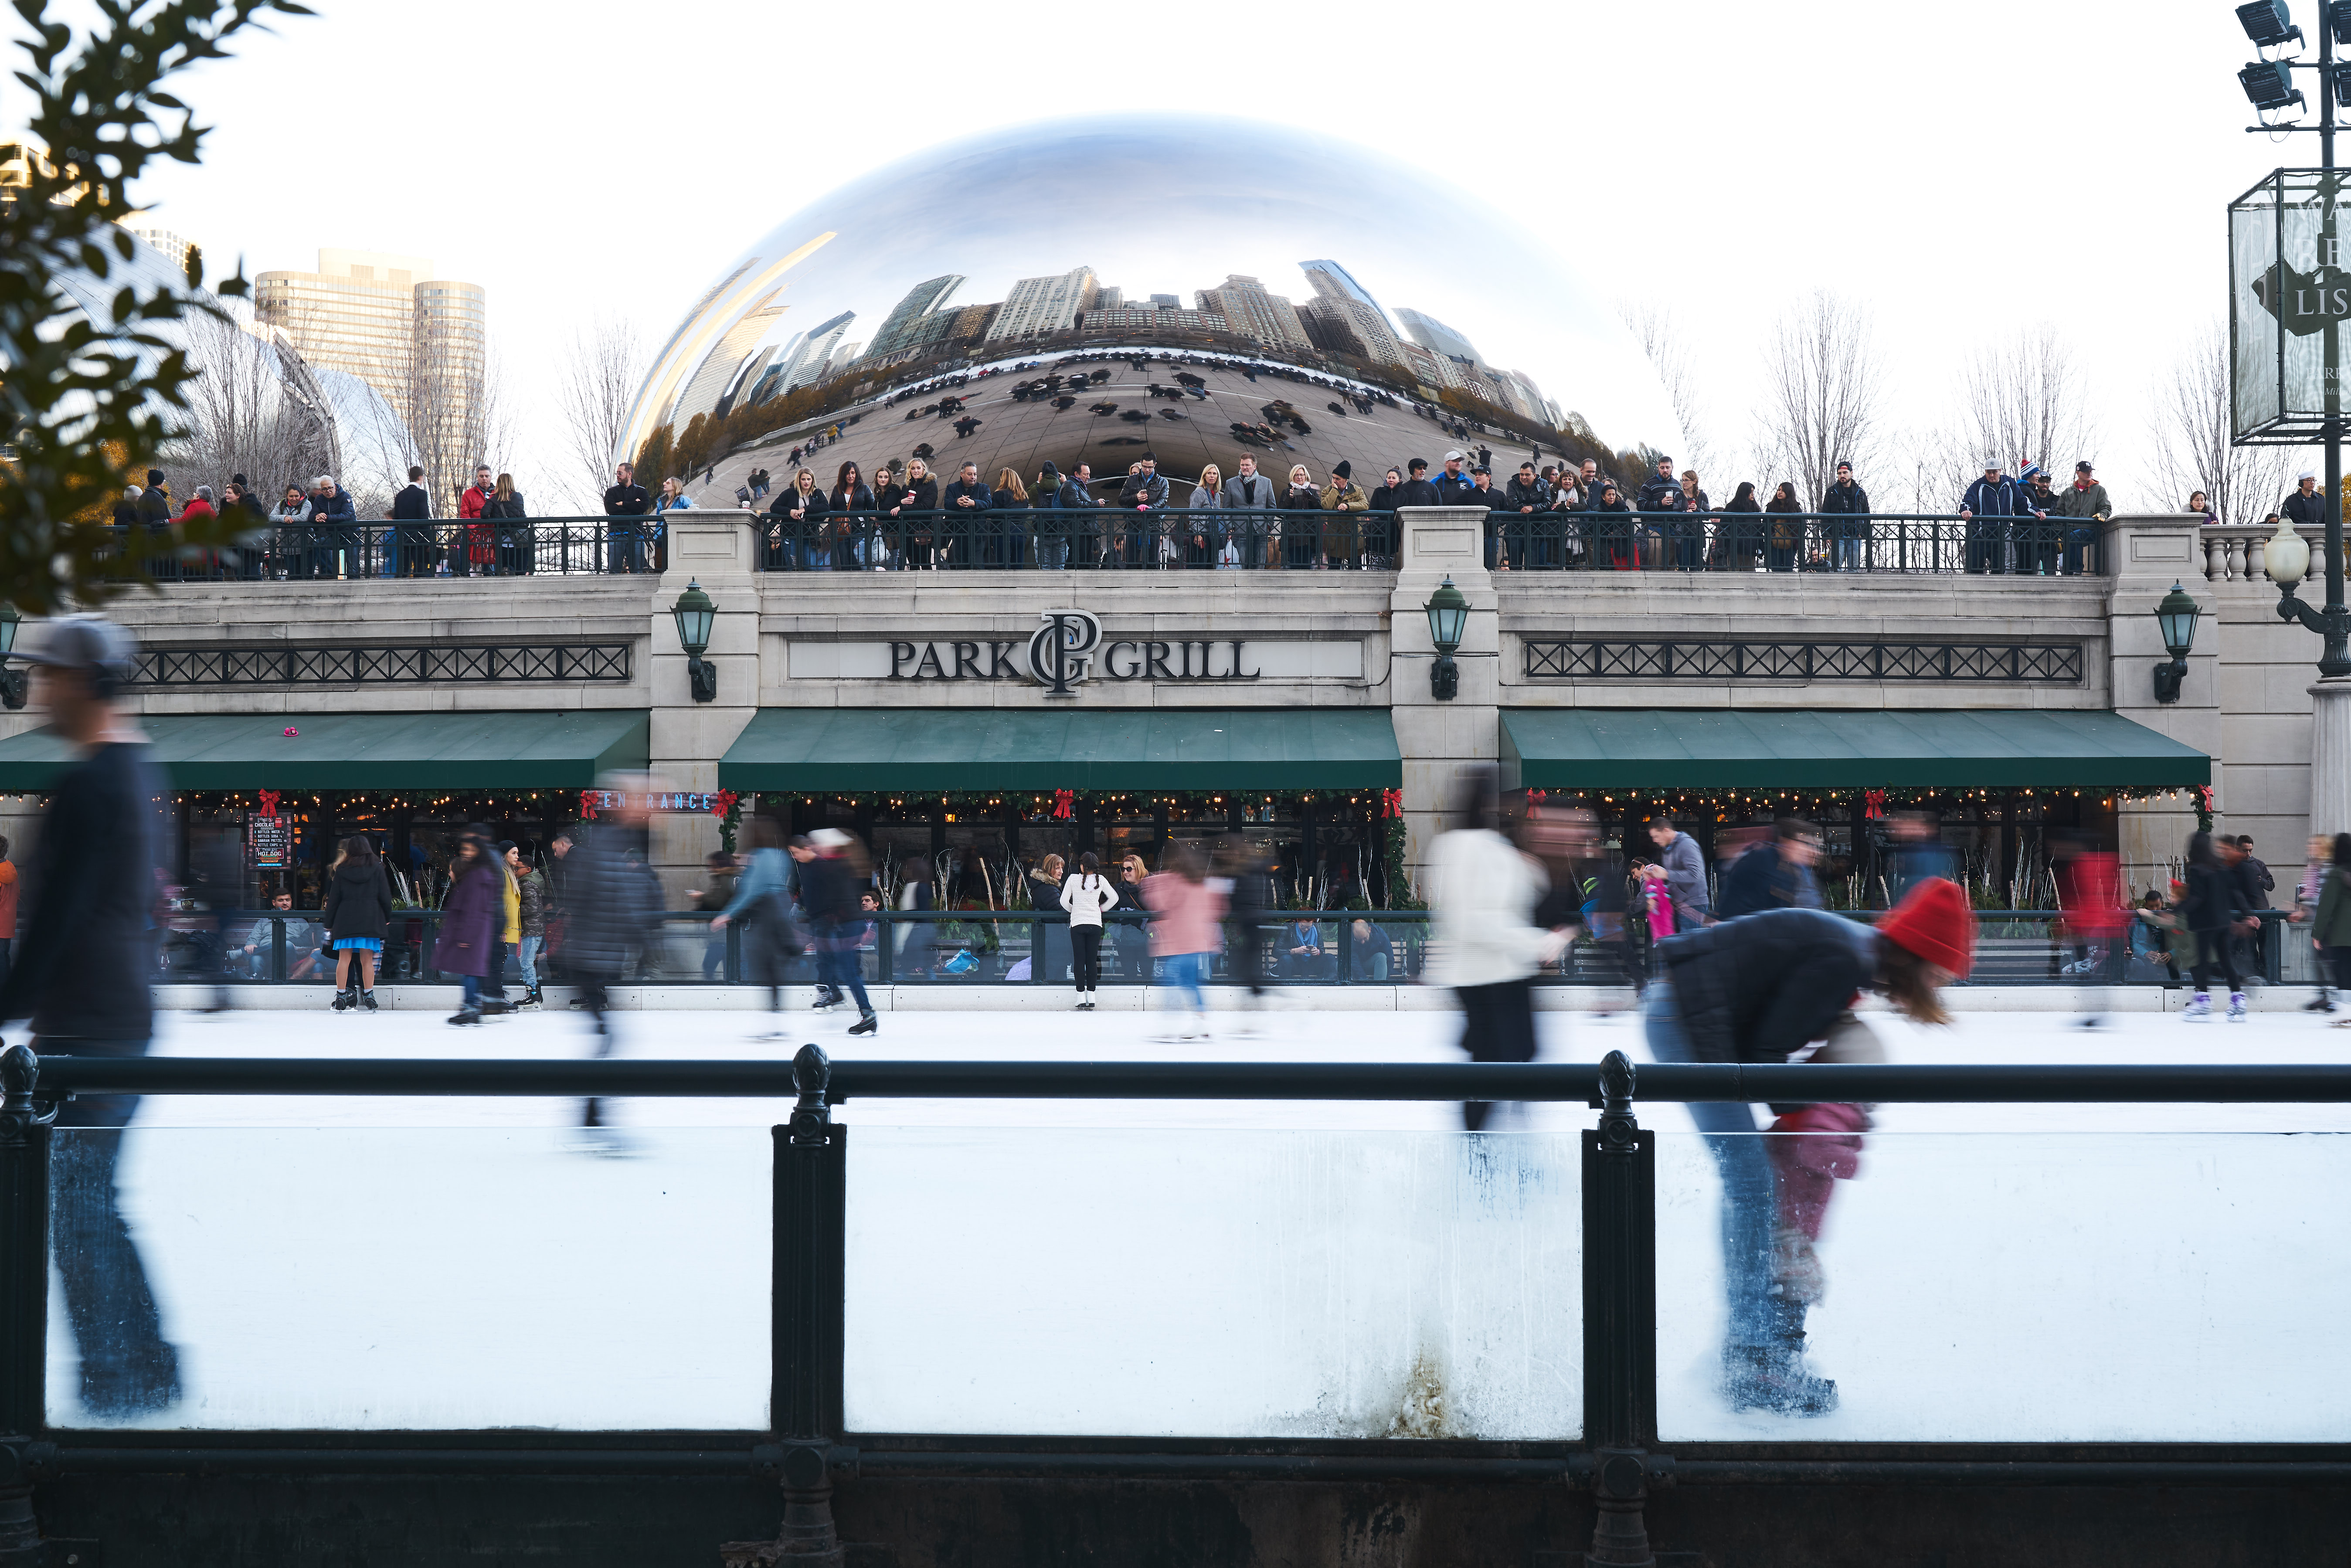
left=44, top=1000, right=2351, bottom=1439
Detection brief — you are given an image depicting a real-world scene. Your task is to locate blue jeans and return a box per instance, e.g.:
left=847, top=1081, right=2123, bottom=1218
left=1644, top=981, right=1773, bottom=1351
left=461, top=973, right=484, bottom=1008
left=817, top=926, right=871, bottom=1013
left=518, top=934, right=542, bottom=988
left=50, top=1037, right=180, bottom=1417
left=1161, top=950, right=1205, bottom=1012
left=1833, top=536, right=1864, bottom=570
left=1037, top=536, right=1069, bottom=570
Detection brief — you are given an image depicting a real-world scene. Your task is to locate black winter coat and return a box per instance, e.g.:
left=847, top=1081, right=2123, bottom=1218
left=324, top=859, right=392, bottom=941
left=1391, top=478, right=1442, bottom=508
left=558, top=824, right=658, bottom=977
left=2183, top=862, right=2248, bottom=934
left=1658, top=907, right=1875, bottom=1065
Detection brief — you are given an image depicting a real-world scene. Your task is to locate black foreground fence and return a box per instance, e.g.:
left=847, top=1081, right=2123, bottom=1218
left=103, top=510, right=2114, bottom=581
left=166, top=907, right=2279, bottom=990
left=3, top=1043, right=2348, bottom=1568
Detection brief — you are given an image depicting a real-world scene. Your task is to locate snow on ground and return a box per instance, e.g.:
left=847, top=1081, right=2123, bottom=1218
left=45, top=1002, right=2351, bottom=1442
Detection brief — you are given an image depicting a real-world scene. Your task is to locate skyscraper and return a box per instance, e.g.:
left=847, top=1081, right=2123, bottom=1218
left=669, top=291, right=784, bottom=427
left=1300, top=260, right=1388, bottom=316
left=256, top=248, right=488, bottom=498
left=868, top=274, right=965, bottom=361
left=1298, top=262, right=1406, bottom=368
left=1393, top=308, right=1487, bottom=375
left=984, top=266, right=1098, bottom=342
left=777, top=310, right=856, bottom=394
left=1194, top=275, right=1308, bottom=351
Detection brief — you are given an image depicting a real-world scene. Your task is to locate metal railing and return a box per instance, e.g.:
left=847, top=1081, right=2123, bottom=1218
left=166, top=907, right=2289, bottom=988
left=100, top=510, right=2114, bottom=580
left=99, top=518, right=668, bottom=581
left=3, top=1043, right=2346, bottom=1566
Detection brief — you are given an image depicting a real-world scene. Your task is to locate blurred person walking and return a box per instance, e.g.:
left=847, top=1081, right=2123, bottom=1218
left=805, top=829, right=878, bottom=1035
left=564, top=791, right=662, bottom=1137
left=1716, top=819, right=1823, bottom=920
left=0, top=833, right=18, bottom=995
left=1142, top=843, right=1226, bottom=1042
left=1427, top=766, right=1561, bottom=1131
left=432, top=829, right=503, bottom=1026
left=324, top=834, right=391, bottom=1012
left=1059, top=852, right=1119, bottom=1009
left=2051, top=830, right=2127, bottom=1028
left=2309, top=835, right=2351, bottom=1027
left=2181, top=831, right=2254, bottom=1022
left=1216, top=837, right=1274, bottom=1022
left=692, top=848, right=739, bottom=982
left=0, top=616, right=179, bottom=1417
left=2293, top=833, right=2335, bottom=1011
left=711, top=817, right=800, bottom=1034
left=1645, top=878, right=1975, bottom=1415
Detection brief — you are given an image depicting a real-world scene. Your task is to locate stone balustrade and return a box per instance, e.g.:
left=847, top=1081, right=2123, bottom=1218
left=2196, top=522, right=2332, bottom=586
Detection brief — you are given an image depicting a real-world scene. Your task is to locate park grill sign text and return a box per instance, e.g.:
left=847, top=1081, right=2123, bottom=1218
left=889, top=611, right=1261, bottom=698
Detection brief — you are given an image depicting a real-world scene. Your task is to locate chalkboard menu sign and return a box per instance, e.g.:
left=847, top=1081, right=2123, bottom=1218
left=247, top=814, right=292, bottom=869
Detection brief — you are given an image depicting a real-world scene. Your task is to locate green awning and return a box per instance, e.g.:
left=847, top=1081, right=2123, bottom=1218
left=720, top=707, right=1402, bottom=792
left=1499, top=709, right=2210, bottom=790
left=0, top=709, right=648, bottom=791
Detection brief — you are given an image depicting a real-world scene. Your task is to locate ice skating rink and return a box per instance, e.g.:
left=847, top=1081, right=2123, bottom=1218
left=45, top=1000, right=2351, bottom=1445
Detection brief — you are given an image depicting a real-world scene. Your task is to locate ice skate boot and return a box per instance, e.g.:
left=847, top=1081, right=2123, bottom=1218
left=2183, top=991, right=2211, bottom=1022
left=2228, top=991, right=2249, bottom=1022
left=331, top=984, right=356, bottom=1012
left=448, top=1005, right=482, bottom=1027
left=520, top=984, right=543, bottom=1011
left=2305, top=988, right=2336, bottom=1014
left=358, top=988, right=378, bottom=1013
left=847, top=1010, right=878, bottom=1036
left=1721, top=1345, right=1839, bottom=1417
left=812, top=986, right=843, bottom=1012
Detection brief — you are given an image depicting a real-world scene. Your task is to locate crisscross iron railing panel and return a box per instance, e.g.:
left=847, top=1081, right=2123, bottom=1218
left=1521, top=638, right=2083, bottom=684
left=129, top=642, right=632, bottom=688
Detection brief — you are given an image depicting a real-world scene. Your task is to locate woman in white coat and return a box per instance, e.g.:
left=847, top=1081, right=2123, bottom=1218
left=1058, top=851, right=1120, bottom=1009
left=1426, top=764, right=1561, bottom=1130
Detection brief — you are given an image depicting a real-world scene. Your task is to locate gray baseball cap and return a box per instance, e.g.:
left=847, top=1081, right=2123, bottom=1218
left=15, top=615, right=139, bottom=682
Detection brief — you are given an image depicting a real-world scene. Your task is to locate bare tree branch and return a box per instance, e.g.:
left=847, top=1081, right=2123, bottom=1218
left=554, top=313, right=646, bottom=509
left=2148, top=318, right=2302, bottom=525
left=1618, top=300, right=1716, bottom=481
left=1916, top=325, right=2098, bottom=509
left=1755, top=290, right=1883, bottom=509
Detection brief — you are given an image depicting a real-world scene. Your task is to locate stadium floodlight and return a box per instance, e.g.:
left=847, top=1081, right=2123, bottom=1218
left=2242, top=58, right=2307, bottom=108
left=2331, top=0, right=2351, bottom=44
left=2240, top=0, right=2303, bottom=48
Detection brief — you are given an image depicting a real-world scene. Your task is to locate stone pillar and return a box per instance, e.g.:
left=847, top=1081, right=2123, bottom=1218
left=652, top=513, right=761, bottom=906
left=1389, top=507, right=1496, bottom=889
left=2103, top=515, right=2220, bottom=897
left=2310, top=678, right=2351, bottom=840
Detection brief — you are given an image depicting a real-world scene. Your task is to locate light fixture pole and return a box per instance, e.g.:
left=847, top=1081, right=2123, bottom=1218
left=1424, top=577, right=1467, bottom=701
left=672, top=580, right=718, bottom=703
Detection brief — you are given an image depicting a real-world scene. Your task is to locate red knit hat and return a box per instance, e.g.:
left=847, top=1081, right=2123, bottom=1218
left=1877, top=876, right=1976, bottom=979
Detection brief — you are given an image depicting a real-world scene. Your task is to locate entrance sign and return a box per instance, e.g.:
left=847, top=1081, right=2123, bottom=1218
left=2232, top=167, right=2350, bottom=444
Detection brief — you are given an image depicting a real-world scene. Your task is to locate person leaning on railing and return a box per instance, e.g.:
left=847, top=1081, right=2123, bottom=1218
left=1280, top=465, right=1322, bottom=570
left=1318, top=461, right=1367, bottom=569
left=603, top=462, right=650, bottom=576
left=1958, top=458, right=2023, bottom=576
left=829, top=462, right=875, bottom=571
left=1116, top=453, right=1169, bottom=569
left=883, top=458, right=938, bottom=570
left=2053, top=460, right=2110, bottom=576
left=944, top=460, right=993, bottom=569
left=303, top=474, right=357, bottom=582
left=1185, top=464, right=1226, bottom=569
left=1219, top=455, right=1280, bottom=569
left=1054, top=462, right=1100, bottom=570
left=990, top=467, right=1031, bottom=567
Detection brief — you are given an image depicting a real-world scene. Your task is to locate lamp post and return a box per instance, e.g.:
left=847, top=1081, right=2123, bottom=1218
left=0, top=606, right=25, bottom=712
left=2153, top=582, right=2203, bottom=703
left=1424, top=576, right=1467, bottom=701
left=672, top=580, right=717, bottom=703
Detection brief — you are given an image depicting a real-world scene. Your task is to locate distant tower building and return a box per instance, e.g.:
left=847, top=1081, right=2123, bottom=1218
left=1299, top=262, right=1406, bottom=368
left=1194, top=275, right=1308, bottom=351
left=984, top=266, right=1098, bottom=342
left=1296, top=299, right=1366, bottom=358
left=1396, top=339, right=1461, bottom=394
left=125, top=225, right=197, bottom=275
left=868, top=274, right=965, bottom=360
left=1393, top=307, right=1488, bottom=373
left=777, top=310, right=855, bottom=394
left=257, top=248, right=487, bottom=496
left=1148, top=293, right=1180, bottom=311
left=669, top=291, right=785, bottom=427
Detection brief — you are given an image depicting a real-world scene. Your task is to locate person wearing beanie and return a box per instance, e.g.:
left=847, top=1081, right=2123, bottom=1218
left=1318, top=460, right=1367, bottom=566
left=1644, top=876, right=1974, bottom=1417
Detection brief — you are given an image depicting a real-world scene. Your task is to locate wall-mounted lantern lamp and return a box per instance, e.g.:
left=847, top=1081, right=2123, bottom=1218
left=2153, top=581, right=2202, bottom=705
left=1425, top=577, right=1467, bottom=701
left=673, top=580, right=718, bottom=703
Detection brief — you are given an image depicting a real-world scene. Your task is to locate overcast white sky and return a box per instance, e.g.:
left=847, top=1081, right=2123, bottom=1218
left=3, top=0, right=2321, bottom=509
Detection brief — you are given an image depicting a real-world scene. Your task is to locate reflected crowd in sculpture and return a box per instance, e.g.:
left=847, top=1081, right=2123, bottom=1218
left=624, top=118, right=1680, bottom=497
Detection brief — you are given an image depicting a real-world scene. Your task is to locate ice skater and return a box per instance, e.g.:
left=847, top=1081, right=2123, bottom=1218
left=1142, top=842, right=1224, bottom=1042
left=1643, top=876, right=1974, bottom=1415
left=324, top=834, right=391, bottom=1012
left=565, top=785, right=662, bottom=1139
left=0, top=616, right=180, bottom=1417
left=804, top=829, right=877, bottom=1036
left=2181, top=831, right=2254, bottom=1022
left=433, top=829, right=502, bottom=1027
left=710, top=816, right=802, bottom=1036
left=1058, top=851, right=1118, bottom=1009
left=1427, top=766, right=1565, bottom=1130
left=2307, top=833, right=2351, bottom=1027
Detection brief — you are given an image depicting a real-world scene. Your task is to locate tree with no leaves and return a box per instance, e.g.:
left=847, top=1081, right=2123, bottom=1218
left=2148, top=319, right=2301, bottom=526
left=1755, top=290, right=1883, bottom=510
left=1930, top=325, right=2098, bottom=506
left=555, top=315, right=646, bottom=509
left=1619, top=300, right=1714, bottom=479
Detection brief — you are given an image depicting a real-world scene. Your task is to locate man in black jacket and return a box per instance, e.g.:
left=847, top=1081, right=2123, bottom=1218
left=390, top=463, right=433, bottom=577
left=1505, top=461, right=1556, bottom=569
left=0, top=617, right=179, bottom=1417
left=603, top=461, right=651, bottom=574
left=1390, top=458, right=1440, bottom=509
left=2283, top=468, right=2328, bottom=532
left=1819, top=460, right=1871, bottom=571
left=943, top=461, right=992, bottom=567
left=1715, top=820, right=1824, bottom=920
left=1431, top=451, right=1477, bottom=506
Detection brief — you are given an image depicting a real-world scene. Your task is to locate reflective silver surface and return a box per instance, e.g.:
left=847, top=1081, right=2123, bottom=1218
left=624, top=117, right=1678, bottom=489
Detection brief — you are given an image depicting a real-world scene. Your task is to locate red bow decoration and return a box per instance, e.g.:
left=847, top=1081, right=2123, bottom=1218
left=255, top=790, right=280, bottom=818
left=1051, top=789, right=1075, bottom=821
left=1863, top=788, right=1887, bottom=820
left=711, top=789, right=739, bottom=818
left=1379, top=788, right=1404, bottom=819
left=2194, top=785, right=2215, bottom=814
left=282, top=726, right=299, bottom=738
left=580, top=789, right=601, bottom=820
